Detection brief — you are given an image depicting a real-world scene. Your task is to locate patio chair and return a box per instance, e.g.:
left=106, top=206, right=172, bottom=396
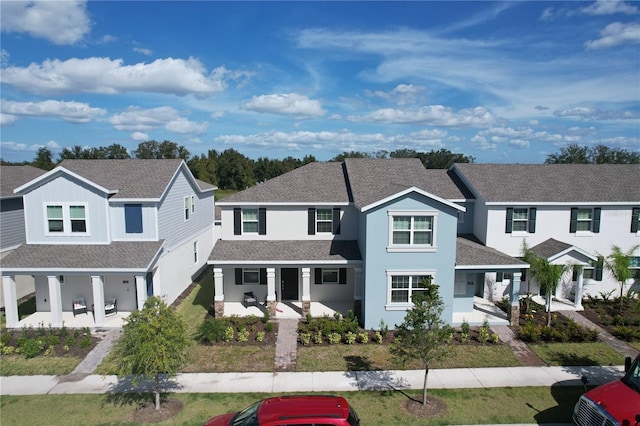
left=72, top=298, right=88, bottom=316
left=243, top=291, right=258, bottom=308
left=104, top=297, right=117, bottom=316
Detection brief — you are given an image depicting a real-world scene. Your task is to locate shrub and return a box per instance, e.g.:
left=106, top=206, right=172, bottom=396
left=460, top=332, right=470, bottom=343
left=256, top=331, right=265, bottom=343
left=518, top=323, right=541, bottom=342
left=194, top=318, right=228, bottom=344
left=344, top=331, right=356, bottom=345
left=264, top=322, right=274, bottom=333
left=65, top=335, right=76, bottom=347
left=357, top=332, right=368, bottom=344
left=613, top=325, right=639, bottom=341
left=1, top=332, right=11, bottom=346
left=22, top=338, right=44, bottom=359
left=47, top=334, right=60, bottom=347
left=491, top=333, right=500, bottom=344
left=223, top=326, right=235, bottom=342
left=328, top=333, right=341, bottom=344
left=379, top=319, right=389, bottom=338
left=374, top=331, right=383, bottom=344
left=1, top=345, right=16, bottom=355
left=237, top=327, right=249, bottom=342
left=461, top=319, right=470, bottom=336
left=299, top=333, right=311, bottom=345
left=478, top=326, right=490, bottom=344
left=313, top=331, right=323, bottom=344
left=262, top=310, right=270, bottom=324
left=79, top=335, right=92, bottom=348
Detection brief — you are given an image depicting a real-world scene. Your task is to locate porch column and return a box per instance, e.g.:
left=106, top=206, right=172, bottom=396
left=301, top=267, right=311, bottom=317
left=574, top=267, right=584, bottom=309
left=508, top=272, right=522, bottom=327
left=134, top=275, right=147, bottom=310
left=2, top=275, right=19, bottom=328
left=213, top=268, right=224, bottom=317
left=353, top=267, right=363, bottom=320
left=92, top=276, right=105, bottom=327
left=47, top=275, right=63, bottom=327
left=266, top=268, right=276, bottom=317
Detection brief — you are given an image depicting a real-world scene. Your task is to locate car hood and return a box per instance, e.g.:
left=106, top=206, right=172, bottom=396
left=584, top=380, right=640, bottom=421
left=203, top=412, right=237, bottom=426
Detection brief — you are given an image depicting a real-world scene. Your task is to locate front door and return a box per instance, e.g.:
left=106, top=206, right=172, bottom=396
left=281, top=268, right=299, bottom=300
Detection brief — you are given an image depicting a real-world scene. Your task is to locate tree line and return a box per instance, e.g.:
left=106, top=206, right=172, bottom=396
left=2, top=141, right=637, bottom=191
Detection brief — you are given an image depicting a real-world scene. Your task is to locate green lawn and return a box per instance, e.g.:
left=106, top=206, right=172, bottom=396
left=0, top=386, right=586, bottom=426
left=529, top=342, right=625, bottom=366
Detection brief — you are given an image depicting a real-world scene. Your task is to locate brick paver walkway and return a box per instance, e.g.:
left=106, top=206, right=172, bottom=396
left=490, top=325, right=546, bottom=366
left=274, top=319, right=298, bottom=372
left=58, top=329, right=121, bottom=382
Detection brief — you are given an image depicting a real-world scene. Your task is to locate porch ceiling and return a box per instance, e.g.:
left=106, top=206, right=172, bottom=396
left=209, top=240, right=362, bottom=264
left=0, top=241, right=163, bottom=273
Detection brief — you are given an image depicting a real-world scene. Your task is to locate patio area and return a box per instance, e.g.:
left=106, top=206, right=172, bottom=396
left=452, top=296, right=509, bottom=326
left=223, top=300, right=355, bottom=319
left=14, top=310, right=131, bottom=329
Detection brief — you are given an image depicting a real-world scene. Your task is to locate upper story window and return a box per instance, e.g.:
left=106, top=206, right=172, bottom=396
left=308, top=208, right=341, bottom=235
left=45, top=203, right=88, bottom=235
left=570, top=207, right=601, bottom=233
left=234, top=208, right=266, bottom=235
left=631, top=207, right=640, bottom=233
left=184, top=196, right=192, bottom=220
left=388, top=211, right=436, bottom=252
left=506, top=207, right=536, bottom=233
left=124, top=204, right=143, bottom=234
left=387, top=273, right=434, bottom=306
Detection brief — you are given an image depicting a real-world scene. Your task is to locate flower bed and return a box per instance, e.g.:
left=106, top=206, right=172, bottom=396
left=580, top=294, right=640, bottom=341
left=0, top=324, right=97, bottom=359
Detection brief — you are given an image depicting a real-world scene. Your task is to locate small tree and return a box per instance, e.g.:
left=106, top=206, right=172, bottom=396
left=535, top=259, right=570, bottom=326
left=604, top=245, right=639, bottom=312
left=112, top=296, right=190, bottom=410
left=521, top=240, right=538, bottom=313
left=390, top=278, right=453, bottom=405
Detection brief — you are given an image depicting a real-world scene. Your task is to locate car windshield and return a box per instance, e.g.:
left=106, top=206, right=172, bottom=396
left=231, top=401, right=260, bottom=426
left=622, top=358, right=640, bottom=393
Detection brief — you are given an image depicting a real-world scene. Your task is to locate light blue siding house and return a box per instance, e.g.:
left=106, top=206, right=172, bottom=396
left=1, top=159, right=215, bottom=329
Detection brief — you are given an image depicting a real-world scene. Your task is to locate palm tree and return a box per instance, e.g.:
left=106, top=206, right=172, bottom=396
left=521, top=240, right=538, bottom=313
left=535, top=258, right=570, bottom=326
left=604, top=245, right=639, bottom=312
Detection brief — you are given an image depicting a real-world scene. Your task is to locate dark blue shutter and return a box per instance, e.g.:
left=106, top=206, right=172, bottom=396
left=235, top=268, right=243, bottom=285
left=125, top=204, right=143, bottom=233
left=528, top=208, right=536, bottom=233
left=332, top=208, right=341, bottom=235
left=308, top=208, right=316, bottom=235
left=569, top=208, right=578, bottom=233
left=496, top=272, right=504, bottom=282
left=315, top=268, right=322, bottom=284
left=339, top=268, right=347, bottom=285
left=592, top=208, right=601, bottom=233
left=234, top=208, right=242, bottom=235
left=260, top=268, right=267, bottom=285
left=258, top=208, right=266, bottom=235
left=595, top=257, right=603, bottom=281
left=505, top=208, right=513, bottom=233
left=632, top=207, right=640, bottom=233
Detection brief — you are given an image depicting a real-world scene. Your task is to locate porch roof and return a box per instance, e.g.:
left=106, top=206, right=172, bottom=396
left=208, top=240, right=362, bottom=264
left=530, top=238, right=596, bottom=262
left=0, top=241, right=164, bottom=273
left=455, top=235, right=528, bottom=269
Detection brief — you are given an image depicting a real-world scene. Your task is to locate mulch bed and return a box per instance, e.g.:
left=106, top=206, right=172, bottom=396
left=579, top=299, right=640, bottom=340
left=131, top=399, right=183, bottom=423
left=401, top=395, right=447, bottom=419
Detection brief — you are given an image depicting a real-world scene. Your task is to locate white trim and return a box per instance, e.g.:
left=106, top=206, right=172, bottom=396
left=361, top=186, right=465, bottom=213
left=43, top=202, right=90, bottom=237
left=216, top=201, right=351, bottom=207
left=387, top=210, right=437, bottom=252
left=455, top=264, right=529, bottom=270
left=385, top=269, right=436, bottom=308
left=14, top=167, right=115, bottom=195
left=207, top=260, right=362, bottom=266
left=486, top=201, right=634, bottom=206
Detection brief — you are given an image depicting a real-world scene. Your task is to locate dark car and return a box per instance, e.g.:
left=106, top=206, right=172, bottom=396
left=203, top=395, right=360, bottom=426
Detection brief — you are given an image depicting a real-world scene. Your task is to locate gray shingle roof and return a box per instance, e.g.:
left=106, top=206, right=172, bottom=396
left=209, top=240, right=362, bottom=263
left=456, top=235, right=528, bottom=267
left=0, top=241, right=163, bottom=271
left=0, top=165, right=46, bottom=198
left=344, top=158, right=465, bottom=208
left=219, top=162, right=350, bottom=204
left=530, top=238, right=573, bottom=259
left=454, top=163, right=640, bottom=203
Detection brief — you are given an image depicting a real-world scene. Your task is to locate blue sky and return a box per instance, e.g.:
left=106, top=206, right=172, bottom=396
left=1, top=1, right=638, bottom=164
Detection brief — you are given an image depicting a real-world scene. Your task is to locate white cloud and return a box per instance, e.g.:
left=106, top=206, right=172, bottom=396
left=110, top=106, right=208, bottom=135
left=211, top=111, right=226, bottom=119
left=347, top=105, right=498, bottom=127
left=585, top=22, right=640, bottom=49
left=1, top=113, right=18, bottom=126
left=131, top=132, right=149, bottom=141
left=241, top=93, right=325, bottom=118
left=133, top=47, right=153, bottom=56
left=0, top=1, right=91, bottom=45
left=0, top=139, right=61, bottom=154
left=1, top=57, right=232, bottom=96
left=581, top=0, right=638, bottom=16
left=554, top=106, right=639, bottom=120
left=470, top=125, right=587, bottom=151
left=1, top=99, right=106, bottom=124
left=365, top=84, right=426, bottom=105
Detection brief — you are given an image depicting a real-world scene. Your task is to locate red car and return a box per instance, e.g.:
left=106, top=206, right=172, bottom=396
left=203, top=395, right=361, bottom=426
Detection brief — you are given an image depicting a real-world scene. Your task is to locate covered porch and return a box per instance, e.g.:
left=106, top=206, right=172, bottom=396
left=221, top=300, right=355, bottom=319
left=13, top=309, right=131, bottom=329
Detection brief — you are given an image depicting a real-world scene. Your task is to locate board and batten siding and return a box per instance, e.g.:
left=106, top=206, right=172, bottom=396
left=109, top=202, right=158, bottom=241
left=0, top=198, right=26, bottom=250
left=23, top=174, right=110, bottom=244
left=157, top=168, right=214, bottom=249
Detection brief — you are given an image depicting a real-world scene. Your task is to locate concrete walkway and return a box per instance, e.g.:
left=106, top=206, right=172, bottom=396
left=57, top=329, right=121, bottom=383
left=490, top=325, right=546, bottom=366
left=273, top=319, right=298, bottom=372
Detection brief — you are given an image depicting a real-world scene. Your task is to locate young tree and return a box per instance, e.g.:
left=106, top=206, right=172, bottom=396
left=390, top=278, right=453, bottom=405
left=534, top=259, right=570, bottom=326
left=604, top=245, right=639, bottom=312
left=111, top=296, right=190, bottom=410
left=521, top=240, right=539, bottom=313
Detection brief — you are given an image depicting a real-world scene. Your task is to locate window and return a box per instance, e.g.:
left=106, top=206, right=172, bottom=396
left=125, top=204, right=143, bottom=234
left=235, top=268, right=267, bottom=285
left=47, top=205, right=63, bottom=232
left=314, top=268, right=347, bottom=284
left=191, top=195, right=196, bottom=214
left=242, top=209, right=259, bottom=233
left=388, top=212, right=436, bottom=251
left=193, top=241, right=198, bottom=263
left=570, top=207, right=601, bottom=233
left=45, top=204, right=88, bottom=234
left=388, top=274, right=433, bottom=304
left=506, top=207, right=536, bottom=233
left=184, top=197, right=191, bottom=220
left=316, top=209, right=333, bottom=233
left=632, top=207, right=640, bottom=233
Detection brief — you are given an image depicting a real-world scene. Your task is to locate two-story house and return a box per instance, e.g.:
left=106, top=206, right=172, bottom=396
left=0, top=165, right=46, bottom=308
left=209, top=158, right=527, bottom=329
left=450, top=163, right=640, bottom=308
left=1, top=159, right=215, bottom=328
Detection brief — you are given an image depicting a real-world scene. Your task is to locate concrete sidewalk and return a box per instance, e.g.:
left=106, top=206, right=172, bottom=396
left=0, top=365, right=625, bottom=396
